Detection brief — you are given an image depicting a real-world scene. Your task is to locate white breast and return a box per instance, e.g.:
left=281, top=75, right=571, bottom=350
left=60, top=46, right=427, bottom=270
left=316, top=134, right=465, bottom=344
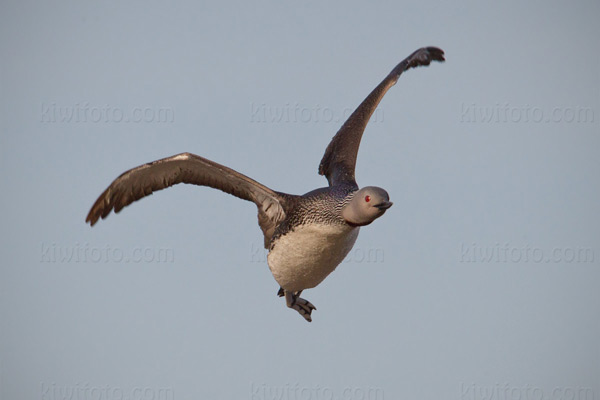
left=267, top=223, right=360, bottom=292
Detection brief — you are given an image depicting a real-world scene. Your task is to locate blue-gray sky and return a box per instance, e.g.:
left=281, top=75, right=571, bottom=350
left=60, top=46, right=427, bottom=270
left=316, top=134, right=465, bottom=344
left=1, top=1, right=599, bottom=399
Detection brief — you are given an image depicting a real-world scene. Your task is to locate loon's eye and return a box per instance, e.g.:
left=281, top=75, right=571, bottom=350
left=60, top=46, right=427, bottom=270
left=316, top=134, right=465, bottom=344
left=364, top=195, right=371, bottom=203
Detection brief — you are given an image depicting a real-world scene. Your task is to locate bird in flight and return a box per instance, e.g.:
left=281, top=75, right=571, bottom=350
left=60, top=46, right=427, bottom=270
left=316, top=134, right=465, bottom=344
left=86, top=46, right=445, bottom=322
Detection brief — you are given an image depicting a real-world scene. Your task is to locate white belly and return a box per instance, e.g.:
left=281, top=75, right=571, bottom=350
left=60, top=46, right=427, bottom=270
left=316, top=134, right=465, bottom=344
left=267, top=224, right=360, bottom=292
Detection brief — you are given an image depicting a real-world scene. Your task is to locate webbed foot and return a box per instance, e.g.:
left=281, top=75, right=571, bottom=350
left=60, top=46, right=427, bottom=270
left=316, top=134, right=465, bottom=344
left=279, top=289, right=316, bottom=322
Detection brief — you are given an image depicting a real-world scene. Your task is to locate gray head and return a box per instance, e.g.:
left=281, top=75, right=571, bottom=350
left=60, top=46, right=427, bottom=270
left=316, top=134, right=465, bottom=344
left=341, top=186, right=393, bottom=226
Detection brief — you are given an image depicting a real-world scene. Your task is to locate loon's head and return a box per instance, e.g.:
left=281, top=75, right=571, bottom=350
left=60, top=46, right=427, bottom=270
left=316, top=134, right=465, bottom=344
left=341, top=186, right=393, bottom=226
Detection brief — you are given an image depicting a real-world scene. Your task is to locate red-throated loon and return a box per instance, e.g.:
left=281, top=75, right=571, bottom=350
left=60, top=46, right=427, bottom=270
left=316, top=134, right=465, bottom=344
left=86, top=47, right=445, bottom=322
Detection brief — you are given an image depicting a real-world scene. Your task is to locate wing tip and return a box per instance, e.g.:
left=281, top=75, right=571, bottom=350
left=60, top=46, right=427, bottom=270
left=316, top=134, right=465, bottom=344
left=424, top=46, right=445, bottom=63
left=407, top=46, right=445, bottom=70
left=85, top=194, right=114, bottom=227
left=85, top=214, right=94, bottom=226
left=85, top=207, right=102, bottom=227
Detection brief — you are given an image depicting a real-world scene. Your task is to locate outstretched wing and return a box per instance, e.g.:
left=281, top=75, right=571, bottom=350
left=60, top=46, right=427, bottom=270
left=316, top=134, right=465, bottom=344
left=86, top=152, right=288, bottom=248
left=318, top=46, right=445, bottom=186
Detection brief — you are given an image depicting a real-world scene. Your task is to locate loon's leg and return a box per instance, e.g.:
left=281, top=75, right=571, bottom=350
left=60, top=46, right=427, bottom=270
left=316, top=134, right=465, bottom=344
left=281, top=289, right=316, bottom=322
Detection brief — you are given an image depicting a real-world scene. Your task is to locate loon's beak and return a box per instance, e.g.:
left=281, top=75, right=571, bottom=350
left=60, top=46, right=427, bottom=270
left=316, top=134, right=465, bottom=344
left=375, top=201, right=393, bottom=210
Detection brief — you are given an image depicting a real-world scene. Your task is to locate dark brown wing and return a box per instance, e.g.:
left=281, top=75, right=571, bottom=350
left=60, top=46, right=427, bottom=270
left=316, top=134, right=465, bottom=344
left=86, top=152, right=288, bottom=248
left=318, top=46, right=445, bottom=186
